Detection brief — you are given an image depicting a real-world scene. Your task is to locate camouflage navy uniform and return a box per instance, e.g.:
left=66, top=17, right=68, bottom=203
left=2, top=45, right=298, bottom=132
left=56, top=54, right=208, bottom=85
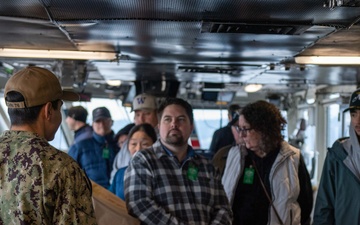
left=0, top=130, right=98, bottom=225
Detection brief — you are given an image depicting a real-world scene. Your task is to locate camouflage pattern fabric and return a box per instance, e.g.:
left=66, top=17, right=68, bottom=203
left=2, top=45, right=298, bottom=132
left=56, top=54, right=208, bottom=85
left=0, top=130, right=98, bottom=225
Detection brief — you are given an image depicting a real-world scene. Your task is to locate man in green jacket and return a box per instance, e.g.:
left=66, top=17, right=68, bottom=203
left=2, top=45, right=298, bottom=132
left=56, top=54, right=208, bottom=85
left=314, top=88, right=360, bottom=225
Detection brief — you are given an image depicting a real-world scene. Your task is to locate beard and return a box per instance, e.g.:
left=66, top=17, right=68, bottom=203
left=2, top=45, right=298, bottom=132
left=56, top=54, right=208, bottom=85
left=164, top=130, right=186, bottom=146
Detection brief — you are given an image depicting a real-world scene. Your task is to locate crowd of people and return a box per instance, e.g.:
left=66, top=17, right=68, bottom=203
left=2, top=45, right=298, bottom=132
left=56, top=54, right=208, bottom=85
left=1, top=66, right=360, bottom=224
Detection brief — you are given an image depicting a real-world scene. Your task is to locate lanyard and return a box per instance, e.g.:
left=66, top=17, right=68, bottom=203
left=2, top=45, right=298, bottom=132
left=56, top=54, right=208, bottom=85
left=252, top=159, right=284, bottom=225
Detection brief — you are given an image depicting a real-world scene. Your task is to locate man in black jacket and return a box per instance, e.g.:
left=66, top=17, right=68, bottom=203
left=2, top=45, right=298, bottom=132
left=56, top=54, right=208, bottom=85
left=208, top=104, right=241, bottom=157
left=65, top=105, right=93, bottom=144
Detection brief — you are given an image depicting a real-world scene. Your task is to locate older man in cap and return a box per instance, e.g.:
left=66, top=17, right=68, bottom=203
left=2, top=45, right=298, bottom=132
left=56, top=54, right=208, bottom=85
left=68, top=106, right=117, bottom=189
left=0, top=66, right=97, bottom=224
left=110, top=93, right=159, bottom=183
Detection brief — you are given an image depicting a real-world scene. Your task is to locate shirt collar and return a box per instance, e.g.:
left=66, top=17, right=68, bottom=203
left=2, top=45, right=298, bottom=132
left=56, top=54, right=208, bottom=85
left=93, top=131, right=115, bottom=144
left=160, top=141, right=195, bottom=161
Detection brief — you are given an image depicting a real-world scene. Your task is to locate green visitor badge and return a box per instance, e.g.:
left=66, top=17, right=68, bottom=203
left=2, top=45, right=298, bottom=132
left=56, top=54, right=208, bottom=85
left=243, top=166, right=255, bottom=184
left=187, top=164, right=198, bottom=181
left=102, top=148, right=110, bottom=159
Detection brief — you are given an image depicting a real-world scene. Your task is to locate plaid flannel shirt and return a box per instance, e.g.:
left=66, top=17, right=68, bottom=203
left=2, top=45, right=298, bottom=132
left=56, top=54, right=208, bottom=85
left=124, top=140, right=233, bottom=225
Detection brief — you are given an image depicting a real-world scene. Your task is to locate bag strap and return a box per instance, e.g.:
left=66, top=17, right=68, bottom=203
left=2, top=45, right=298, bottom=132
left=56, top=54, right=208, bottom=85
left=252, top=159, right=285, bottom=225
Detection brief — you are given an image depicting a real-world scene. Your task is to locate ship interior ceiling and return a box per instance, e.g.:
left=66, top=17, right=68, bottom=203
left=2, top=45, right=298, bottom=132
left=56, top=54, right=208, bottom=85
left=0, top=0, right=360, bottom=108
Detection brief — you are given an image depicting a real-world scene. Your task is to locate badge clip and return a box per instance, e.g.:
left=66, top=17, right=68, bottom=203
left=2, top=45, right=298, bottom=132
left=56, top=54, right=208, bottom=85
left=243, top=165, right=255, bottom=184
left=187, top=163, right=198, bottom=181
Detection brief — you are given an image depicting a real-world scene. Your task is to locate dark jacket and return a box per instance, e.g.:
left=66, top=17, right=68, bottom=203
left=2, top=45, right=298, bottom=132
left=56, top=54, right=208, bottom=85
left=73, top=124, right=93, bottom=144
left=212, top=143, right=234, bottom=176
left=68, top=131, right=117, bottom=189
left=314, top=138, right=360, bottom=225
left=108, top=166, right=127, bottom=200
left=208, top=124, right=234, bottom=156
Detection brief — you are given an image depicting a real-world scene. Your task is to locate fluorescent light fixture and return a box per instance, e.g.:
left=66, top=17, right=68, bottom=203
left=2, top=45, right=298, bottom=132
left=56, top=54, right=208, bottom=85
left=244, top=84, right=263, bottom=93
left=0, top=48, right=115, bottom=60
left=306, top=98, right=315, bottom=104
left=106, top=80, right=121, bottom=86
left=329, top=93, right=340, bottom=99
left=295, top=56, right=360, bottom=65
left=0, top=62, right=14, bottom=74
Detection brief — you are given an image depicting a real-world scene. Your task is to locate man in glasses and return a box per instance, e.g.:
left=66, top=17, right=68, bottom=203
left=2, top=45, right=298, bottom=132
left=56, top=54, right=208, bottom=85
left=208, top=104, right=241, bottom=157
left=212, top=108, right=243, bottom=176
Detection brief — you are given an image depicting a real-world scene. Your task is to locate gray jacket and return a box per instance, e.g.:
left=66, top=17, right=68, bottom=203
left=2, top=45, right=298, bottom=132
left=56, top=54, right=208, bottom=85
left=222, top=141, right=302, bottom=225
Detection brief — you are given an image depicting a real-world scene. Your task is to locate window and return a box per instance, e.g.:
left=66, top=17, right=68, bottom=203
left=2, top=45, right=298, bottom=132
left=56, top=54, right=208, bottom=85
left=193, top=109, right=228, bottom=150
left=52, top=98, right=134, bottom=151
left=326, top=104, right=341, bottom=148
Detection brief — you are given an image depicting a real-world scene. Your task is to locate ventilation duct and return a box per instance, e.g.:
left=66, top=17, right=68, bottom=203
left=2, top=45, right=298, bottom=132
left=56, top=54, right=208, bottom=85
left=324, top=0, right=360, bottom=8
left=201, top=22, right=311, bottom=35
left=178, top=66, right=237, bottom=74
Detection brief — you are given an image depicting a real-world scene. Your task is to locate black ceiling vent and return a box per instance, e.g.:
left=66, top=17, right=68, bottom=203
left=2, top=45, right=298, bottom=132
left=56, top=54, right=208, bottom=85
left=135, top=80, right=180, bottom=98
left=201, top=22, right=311, bottom=35
left=178, top=66, right=237, bottom=74
left=344, top=0, right=360, bottom=6
left=323, top=0, right=360, bottom=8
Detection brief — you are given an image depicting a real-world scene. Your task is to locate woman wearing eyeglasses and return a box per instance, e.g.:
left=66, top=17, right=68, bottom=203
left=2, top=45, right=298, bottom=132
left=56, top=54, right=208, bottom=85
left=222, top=100, right=313, bottom=225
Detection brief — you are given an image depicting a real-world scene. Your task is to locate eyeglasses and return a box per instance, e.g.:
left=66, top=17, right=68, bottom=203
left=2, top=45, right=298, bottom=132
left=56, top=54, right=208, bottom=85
left=233, top=126, right=253, bottom=135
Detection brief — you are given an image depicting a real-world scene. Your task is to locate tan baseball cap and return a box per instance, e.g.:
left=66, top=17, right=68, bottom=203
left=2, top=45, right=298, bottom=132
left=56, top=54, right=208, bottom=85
left=4, top=66, right=79, bottom=108
left=132, top=93, right=157, bottom=112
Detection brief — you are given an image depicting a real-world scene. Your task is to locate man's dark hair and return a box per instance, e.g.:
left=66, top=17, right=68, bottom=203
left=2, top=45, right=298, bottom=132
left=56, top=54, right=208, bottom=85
left=228, top=104, right=241, bottom=119
left=115, top=123, right=135, bottom=141
left=157, top=98, right=194, bottom=124
left=6, top=91, right=60, bottom=125
left=241, top=100, right=286, bottom=151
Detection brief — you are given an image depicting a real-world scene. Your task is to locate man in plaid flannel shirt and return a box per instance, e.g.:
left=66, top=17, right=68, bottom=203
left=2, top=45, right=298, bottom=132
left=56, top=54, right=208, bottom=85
left=124, top=97, right=232, bottom=225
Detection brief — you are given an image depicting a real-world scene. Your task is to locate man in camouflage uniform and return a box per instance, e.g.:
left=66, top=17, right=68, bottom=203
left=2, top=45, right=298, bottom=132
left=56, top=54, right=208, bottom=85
left=0, top=66, right=98, bottom=225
